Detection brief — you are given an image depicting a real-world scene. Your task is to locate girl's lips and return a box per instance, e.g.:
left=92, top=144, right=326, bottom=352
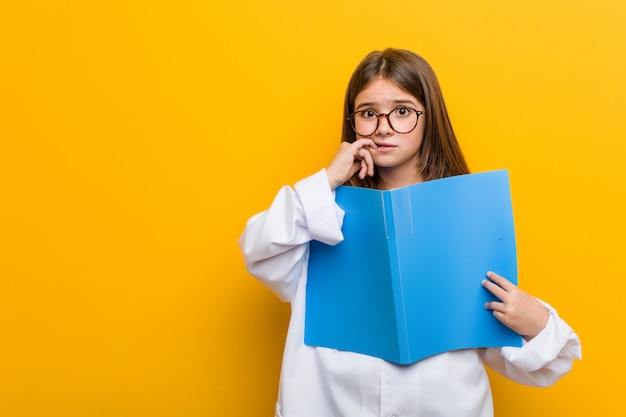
left=373, top=143, right=397, bottom=152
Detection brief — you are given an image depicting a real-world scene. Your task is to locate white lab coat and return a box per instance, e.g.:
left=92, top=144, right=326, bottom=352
left=239, top=169, right=582, bottom=417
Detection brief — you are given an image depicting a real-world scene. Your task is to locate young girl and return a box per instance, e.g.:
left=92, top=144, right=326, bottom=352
left=239, top=48, right=581, bottom=417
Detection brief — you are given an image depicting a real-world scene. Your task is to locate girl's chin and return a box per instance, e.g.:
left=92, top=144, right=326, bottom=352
left=372, top=155, right=399, bottom=166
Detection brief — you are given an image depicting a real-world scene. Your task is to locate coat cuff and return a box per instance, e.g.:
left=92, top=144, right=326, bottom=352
left=499, top=302, right=582, bottom=372
left=294, top=169, right=345, bottom=246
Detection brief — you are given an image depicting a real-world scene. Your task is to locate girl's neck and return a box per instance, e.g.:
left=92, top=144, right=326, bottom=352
left=377, top=169, right=424, bottom=190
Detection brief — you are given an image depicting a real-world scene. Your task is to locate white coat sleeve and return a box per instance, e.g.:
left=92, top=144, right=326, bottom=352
left=238, top=169, right=345, bottom=303
left=480, top=300, right=582, bottom=387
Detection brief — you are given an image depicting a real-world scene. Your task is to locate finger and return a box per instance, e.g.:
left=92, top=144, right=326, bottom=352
left=362, top=148, right=375, bottom=177
left=355, top=138, right=376, bottom=149
left=484, top=300, right=505, bottom=312
left=355, top=146, right=375, bottom=174
left=491, top=310, right=509, bottom=327
left=358, top=159, right=367, bottom=179
left=486, top=271, right=516, bottom=292
left=481, top=278, right=507, bottom=300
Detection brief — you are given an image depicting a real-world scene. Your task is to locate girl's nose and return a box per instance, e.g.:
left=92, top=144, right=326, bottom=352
left=376, top=114, right=393, bottom=135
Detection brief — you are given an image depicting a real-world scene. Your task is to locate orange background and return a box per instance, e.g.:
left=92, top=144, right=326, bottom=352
left=1, top=1, right=625, bottom=415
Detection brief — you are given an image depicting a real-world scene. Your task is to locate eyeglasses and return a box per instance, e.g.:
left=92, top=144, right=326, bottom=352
left=347, top=106, right=424, bottom=137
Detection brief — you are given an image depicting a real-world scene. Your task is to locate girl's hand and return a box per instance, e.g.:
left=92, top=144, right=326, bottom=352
left=482, top=271, right=550, bottom=341
left=326, top=139, right=377, bottom=190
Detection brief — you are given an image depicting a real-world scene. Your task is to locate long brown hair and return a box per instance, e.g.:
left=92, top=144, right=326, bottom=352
left=342, top=48, right=470, bottom=188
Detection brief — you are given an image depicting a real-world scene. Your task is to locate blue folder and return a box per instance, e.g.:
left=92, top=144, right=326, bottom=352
left=305, top=170, right=522, bottom=364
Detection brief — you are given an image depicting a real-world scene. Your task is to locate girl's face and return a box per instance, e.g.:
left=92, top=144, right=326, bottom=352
left=354, top=77, right=426, bottom=188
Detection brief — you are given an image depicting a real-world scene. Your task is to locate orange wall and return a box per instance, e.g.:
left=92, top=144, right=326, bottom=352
left=1, top=0, right=625, bottom=415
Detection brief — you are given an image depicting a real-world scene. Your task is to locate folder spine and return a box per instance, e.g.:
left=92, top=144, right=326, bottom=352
left=382, top=191, right=411, bottom=363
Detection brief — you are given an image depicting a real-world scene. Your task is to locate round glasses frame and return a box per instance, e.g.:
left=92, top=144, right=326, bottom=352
left=347, top=107, right=425, bottom=137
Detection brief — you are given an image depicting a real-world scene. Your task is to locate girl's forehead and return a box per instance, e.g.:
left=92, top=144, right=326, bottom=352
left=355, top=78, right=419, bottom=105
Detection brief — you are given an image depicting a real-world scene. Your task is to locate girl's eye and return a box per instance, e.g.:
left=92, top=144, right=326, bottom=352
left=394, top=107, right=411, bottom=117
left=360, top=110, right=376, bottom=119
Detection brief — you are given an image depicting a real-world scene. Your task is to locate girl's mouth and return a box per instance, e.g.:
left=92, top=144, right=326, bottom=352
left=374, top=143, right=397, bottom=152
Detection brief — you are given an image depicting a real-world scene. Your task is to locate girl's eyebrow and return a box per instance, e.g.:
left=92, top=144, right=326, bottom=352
left=355, top=99, right=417, bottom=110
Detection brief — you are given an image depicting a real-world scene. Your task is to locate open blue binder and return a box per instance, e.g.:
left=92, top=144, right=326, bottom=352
left=305, top=170, right=522, bottom=365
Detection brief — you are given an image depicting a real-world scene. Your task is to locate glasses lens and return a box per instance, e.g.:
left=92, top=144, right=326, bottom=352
left=389, top=108, right=418, bottom=134
left=352, top=111, right=378, bottom=136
